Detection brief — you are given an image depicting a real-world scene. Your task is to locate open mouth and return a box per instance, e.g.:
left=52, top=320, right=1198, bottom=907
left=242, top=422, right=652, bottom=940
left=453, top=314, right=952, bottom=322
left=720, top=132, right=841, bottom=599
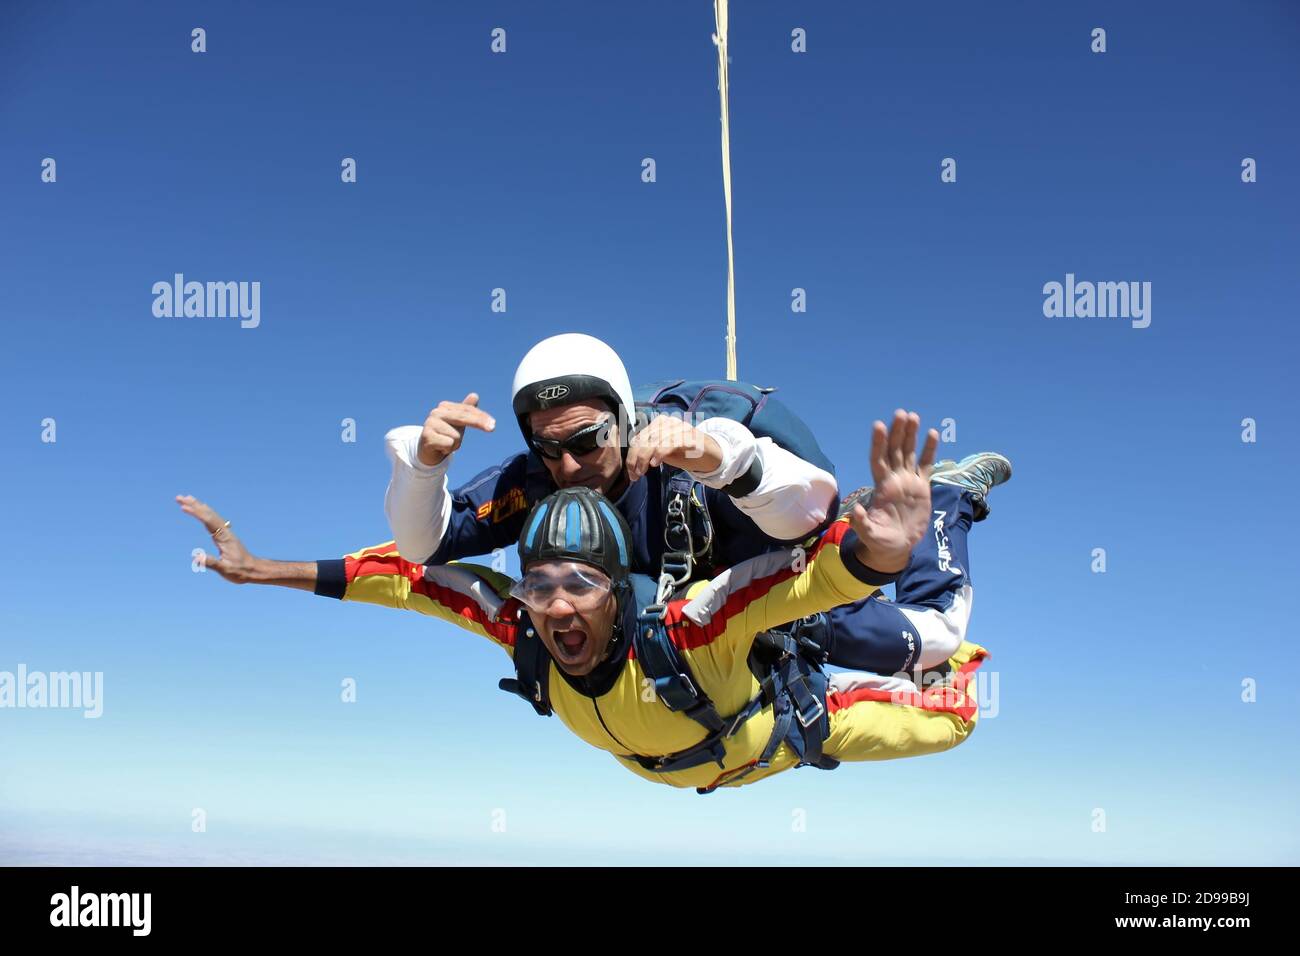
left=551, top=627, right=589, bottom=662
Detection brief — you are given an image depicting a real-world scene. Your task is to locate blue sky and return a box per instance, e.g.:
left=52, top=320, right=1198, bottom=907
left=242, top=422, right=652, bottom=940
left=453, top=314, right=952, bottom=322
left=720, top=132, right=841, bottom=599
left=1, top=0, right=1297, bottom=865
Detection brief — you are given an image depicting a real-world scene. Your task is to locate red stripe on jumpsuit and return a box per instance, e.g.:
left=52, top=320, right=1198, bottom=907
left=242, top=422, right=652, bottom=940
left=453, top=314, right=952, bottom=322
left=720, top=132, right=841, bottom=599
left=344, top=552, right=520, bottom=646
left=826, top=650, right=988, bottom=723
left=658, top=521, right=854, bottom=652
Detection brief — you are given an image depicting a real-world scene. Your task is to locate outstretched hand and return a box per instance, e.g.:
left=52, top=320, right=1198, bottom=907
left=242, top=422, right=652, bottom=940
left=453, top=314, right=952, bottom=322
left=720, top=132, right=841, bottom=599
left=847, top=410, right=938, bottom=574
left=175, top=495, right=260, bottom=584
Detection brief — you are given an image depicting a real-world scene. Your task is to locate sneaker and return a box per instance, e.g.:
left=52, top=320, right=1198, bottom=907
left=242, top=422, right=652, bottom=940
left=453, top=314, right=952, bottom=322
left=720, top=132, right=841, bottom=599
left=840, top=453, right=1012, bottom=522
left=929, top=452, right=1012, bottom=521
left=836, top=485, right=873, bottom=518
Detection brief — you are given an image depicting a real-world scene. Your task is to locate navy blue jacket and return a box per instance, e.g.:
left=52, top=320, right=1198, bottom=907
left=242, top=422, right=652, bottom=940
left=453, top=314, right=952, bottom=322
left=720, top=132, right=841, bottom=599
left=425, top=450, right=794, bottom=576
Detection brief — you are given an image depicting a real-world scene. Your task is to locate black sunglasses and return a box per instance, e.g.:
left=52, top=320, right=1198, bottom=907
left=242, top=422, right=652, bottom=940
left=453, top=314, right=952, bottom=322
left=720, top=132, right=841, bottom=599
left=530, top=419, right=611, bottom=461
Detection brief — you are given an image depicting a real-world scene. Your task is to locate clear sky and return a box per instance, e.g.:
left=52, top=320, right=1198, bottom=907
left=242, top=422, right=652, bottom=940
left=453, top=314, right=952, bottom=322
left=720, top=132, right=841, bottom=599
left=1, top=0, right=1297, bottom=865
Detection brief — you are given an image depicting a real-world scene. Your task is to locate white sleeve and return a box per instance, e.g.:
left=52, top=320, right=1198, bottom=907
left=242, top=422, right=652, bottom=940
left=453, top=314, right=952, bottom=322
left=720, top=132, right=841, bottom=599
left=383, top=425, right=454, bottom=562
left=729, top=438, right=839, bottom=542
left=690, top=417, right=760, bottom=488
left=692, top=418, right=839, bottom=543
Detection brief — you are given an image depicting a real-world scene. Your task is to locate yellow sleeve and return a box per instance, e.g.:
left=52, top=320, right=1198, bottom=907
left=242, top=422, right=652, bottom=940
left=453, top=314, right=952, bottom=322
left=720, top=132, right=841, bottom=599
left=672, top=519, right=884, bottom=659
left=323, top=542, right=519, bottom=654
left=734, top=520, right=882, bottom=642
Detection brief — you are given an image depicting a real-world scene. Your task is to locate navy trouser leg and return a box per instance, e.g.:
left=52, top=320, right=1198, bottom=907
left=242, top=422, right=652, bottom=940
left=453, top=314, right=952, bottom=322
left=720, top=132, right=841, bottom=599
left=823, top=484, right=977, bottom=674
left=891, top=482, right=974, bottom=607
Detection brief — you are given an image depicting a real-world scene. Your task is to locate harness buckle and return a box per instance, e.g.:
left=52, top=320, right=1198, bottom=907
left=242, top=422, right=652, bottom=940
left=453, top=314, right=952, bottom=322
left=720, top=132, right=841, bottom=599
left=723, top=704, right=755, bottom=738
left=674, top=672, right=699, bottom=701
left=658, top=550, right=692, bottom=597
left=640, top=602, right=667, bottom=626
left=794, top=692, right=825, bottom=729
left=663, top=493, right=694, bottom=557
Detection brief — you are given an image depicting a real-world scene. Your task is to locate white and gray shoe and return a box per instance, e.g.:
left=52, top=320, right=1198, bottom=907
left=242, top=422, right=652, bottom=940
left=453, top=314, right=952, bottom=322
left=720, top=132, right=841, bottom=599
left=837, top=452, right=1012, bottom=522
left=930, top=452, right=1012, bottom=521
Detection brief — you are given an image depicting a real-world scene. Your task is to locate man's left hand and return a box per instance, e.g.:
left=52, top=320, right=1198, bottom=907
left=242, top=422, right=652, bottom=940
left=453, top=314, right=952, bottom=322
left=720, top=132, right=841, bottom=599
left=625, top=416, right=723, bottom=484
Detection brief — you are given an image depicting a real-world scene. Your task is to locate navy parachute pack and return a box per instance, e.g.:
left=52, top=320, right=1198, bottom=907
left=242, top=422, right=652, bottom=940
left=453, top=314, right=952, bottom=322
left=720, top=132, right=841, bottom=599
left=633, top=379, right=835, bottom=493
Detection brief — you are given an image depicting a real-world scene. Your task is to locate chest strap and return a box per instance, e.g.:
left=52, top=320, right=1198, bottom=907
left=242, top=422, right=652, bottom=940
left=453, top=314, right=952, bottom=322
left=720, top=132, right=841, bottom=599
left=498, top=618, right=553, bottom=717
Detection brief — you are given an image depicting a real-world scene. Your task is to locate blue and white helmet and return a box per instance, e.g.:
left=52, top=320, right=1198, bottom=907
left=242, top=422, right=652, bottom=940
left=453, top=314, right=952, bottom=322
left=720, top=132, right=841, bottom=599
left=517, top=486, right=632, bottom=587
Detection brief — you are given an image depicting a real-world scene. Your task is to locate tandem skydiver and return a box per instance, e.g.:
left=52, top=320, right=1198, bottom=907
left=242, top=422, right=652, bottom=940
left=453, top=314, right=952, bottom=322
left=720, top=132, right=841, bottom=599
left=383, top=332, right=1011, bottom=681
left=179, top=411, right=987, bottom=793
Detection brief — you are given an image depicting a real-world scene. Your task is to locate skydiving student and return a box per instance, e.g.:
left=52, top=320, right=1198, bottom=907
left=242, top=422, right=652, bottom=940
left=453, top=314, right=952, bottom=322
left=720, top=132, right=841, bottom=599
left=179, top=411, right=988, bottom=793
left=384, top=332, right=1011, bottom=680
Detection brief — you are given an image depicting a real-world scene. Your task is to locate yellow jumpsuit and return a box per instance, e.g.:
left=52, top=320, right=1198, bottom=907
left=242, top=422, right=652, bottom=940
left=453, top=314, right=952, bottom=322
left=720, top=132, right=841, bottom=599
left=318, top=519, right=987, bottom=791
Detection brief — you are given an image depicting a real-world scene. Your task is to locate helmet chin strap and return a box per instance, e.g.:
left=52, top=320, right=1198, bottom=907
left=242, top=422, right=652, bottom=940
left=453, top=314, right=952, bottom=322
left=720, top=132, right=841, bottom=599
left=596, top=583, right=631, bottom=664
left=604, top=471, right=630, bottom=501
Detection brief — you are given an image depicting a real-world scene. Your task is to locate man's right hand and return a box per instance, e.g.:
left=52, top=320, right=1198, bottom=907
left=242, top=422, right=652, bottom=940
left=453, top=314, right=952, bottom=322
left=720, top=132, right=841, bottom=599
left=417, top=393, right=497, bottom=467
left=176, top=495, right=261, bottom=583
left=847, top=409, right=938, bottom=575
left=176, top=495, right=318, bottom=590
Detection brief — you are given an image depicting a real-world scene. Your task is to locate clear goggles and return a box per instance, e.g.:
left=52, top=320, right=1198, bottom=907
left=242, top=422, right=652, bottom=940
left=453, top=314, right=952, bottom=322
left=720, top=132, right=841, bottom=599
left=509, top=562, right=614, bottom=612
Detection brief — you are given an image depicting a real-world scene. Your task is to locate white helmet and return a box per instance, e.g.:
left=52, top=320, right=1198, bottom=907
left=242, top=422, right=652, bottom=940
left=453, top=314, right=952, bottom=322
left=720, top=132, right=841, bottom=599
left=511, top=333, right=636, bottom=447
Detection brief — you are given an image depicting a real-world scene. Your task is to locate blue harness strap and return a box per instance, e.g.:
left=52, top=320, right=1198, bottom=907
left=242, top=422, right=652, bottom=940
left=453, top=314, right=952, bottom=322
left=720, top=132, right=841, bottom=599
left=497, top=615, right=552, bottom=717
left=630, top=575, right=729, bottom=772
